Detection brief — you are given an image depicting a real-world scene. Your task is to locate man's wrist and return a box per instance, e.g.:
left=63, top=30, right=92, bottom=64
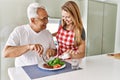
left=27, top=44, right=30, bottom=50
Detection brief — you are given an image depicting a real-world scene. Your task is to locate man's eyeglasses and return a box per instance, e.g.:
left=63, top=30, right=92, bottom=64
left=36, top=17, right=48, bottom=22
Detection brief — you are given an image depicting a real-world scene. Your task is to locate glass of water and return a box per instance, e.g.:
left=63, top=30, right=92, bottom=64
left=71, top=59, right=81, bottom=70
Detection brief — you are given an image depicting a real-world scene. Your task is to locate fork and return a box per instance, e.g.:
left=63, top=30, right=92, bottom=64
left=41, top=54, right=48, bottom=64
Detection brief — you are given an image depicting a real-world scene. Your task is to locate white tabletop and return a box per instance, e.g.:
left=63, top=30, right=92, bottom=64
left=8, top=54, right=120, bottom=80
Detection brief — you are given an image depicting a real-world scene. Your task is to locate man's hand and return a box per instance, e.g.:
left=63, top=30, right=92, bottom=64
left=29, top=44, right=44, bottom=56
left=46, top=49, right=57, bottom=59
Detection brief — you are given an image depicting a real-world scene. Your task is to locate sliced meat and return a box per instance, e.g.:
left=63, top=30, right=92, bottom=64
left=43, top=64, right=53, bottom=69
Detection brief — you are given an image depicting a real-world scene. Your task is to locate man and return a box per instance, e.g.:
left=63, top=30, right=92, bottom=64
left=3, top=3, right=57, bottom=67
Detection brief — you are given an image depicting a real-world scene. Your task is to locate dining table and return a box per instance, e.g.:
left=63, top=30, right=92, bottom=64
left=8, top=54, right=120, bottom=80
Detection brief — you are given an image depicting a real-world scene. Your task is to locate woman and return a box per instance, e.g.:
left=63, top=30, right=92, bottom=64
left=53, top=1, right=86, bottom=59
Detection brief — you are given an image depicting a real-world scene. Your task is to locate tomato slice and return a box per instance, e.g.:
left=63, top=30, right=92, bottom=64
left=53, top=64, right=62, bottom=68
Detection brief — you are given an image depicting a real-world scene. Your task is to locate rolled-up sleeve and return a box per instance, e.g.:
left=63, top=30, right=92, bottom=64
left=81, top=28, right=86, bottom=41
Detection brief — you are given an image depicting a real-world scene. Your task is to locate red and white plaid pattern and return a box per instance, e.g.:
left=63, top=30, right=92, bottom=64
left=56, top=26, right=78, bottom=55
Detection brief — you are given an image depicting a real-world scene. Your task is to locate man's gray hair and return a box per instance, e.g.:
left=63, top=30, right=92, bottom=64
left=27, top=2, right=45, bottom=22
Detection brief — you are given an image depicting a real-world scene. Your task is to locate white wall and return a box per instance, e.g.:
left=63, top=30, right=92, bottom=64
left=0, top=0, right=35, bottom=80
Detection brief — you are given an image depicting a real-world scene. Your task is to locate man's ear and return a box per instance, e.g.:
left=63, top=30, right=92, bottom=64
left=30, top=18, right=35, bottom=24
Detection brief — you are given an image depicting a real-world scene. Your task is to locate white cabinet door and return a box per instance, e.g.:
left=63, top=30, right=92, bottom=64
left=87, top=1, right=117, bottom=56
left=87, top=1, right=104, bottom=56
left=102, top=3, right=117, bottom=54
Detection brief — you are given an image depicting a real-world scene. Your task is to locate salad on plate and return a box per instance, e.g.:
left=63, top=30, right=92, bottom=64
left=38, top=58, right=66, bottom=70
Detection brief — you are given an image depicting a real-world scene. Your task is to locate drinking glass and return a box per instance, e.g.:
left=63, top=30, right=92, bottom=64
left=71, top=59, right=81, bottom=70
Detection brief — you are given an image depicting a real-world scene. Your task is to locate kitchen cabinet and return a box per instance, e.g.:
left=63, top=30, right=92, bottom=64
left=86, top=0, right=117, bottom=56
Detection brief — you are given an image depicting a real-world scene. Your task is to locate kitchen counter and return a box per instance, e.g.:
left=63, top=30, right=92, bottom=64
left=8, top=54, right=120, bottom=80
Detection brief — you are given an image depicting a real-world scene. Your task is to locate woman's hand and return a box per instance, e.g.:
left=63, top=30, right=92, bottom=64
left=65, top=40, right=85, bottom=59
left=65, top=50, right=77, bottom=54
left=64, top=49, right=79, bottom=59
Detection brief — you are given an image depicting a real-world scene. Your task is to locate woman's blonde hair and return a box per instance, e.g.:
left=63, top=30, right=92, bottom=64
left=61, top=1, right=83, bottom=46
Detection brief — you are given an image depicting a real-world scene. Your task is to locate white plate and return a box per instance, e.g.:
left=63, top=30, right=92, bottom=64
left=38, top=63, right=66, bottom=71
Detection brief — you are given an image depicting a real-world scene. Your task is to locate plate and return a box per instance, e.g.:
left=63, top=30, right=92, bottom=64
left=38, top=63, right=66, bottom=71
